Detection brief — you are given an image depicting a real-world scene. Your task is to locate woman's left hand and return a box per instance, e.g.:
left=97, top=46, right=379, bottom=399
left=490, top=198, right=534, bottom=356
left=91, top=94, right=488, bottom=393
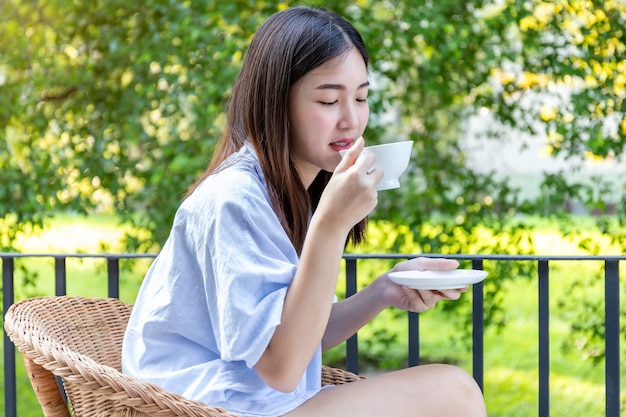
left=380, top=257, right=467, bottom=313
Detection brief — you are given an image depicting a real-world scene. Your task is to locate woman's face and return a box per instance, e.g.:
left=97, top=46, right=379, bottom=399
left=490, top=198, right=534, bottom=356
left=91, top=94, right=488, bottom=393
left=288, top=48, right=369, bottom=187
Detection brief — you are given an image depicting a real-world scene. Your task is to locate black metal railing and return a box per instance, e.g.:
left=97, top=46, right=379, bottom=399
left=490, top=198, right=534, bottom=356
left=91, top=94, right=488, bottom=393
left=2, top=253, right=623, bottom=417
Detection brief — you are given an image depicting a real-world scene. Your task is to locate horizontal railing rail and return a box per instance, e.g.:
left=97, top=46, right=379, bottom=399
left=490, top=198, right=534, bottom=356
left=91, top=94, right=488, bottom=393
left=2, top=253, right=623, bottom=417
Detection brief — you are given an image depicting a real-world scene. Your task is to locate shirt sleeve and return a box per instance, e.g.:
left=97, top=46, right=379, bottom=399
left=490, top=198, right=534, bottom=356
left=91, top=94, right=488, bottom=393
left=191, top=179, right=299, bottom=369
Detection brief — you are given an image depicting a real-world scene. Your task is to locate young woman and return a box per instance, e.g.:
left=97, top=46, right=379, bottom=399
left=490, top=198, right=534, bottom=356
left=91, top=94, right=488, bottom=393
left=122, top=6, right=487, bottom=417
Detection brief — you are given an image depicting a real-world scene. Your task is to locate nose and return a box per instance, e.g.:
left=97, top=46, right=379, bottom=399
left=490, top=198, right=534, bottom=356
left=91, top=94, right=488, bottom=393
left=338, top=102, right=360, bottom=130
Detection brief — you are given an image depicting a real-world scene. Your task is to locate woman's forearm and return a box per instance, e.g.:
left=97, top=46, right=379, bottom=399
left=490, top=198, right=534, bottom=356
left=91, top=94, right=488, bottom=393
left=254, top=215, right=348, bottom=391
left=321, top=276, right=389, bottom=350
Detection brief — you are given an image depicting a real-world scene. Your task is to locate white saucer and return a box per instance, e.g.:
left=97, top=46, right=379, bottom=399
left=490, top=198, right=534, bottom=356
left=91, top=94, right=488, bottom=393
left=387, top=269, right=488, bottom=289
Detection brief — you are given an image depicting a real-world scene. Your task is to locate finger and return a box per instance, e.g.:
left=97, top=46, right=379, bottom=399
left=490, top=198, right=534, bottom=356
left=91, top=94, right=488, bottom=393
left=403, top=286, right=440, bottom=311
left=392, top=257, right=459, bottom=272
left=434, top=288, right=466, bottom=300
left=401, top=286, right=423, bottom=311
left=354, top=152, right=377, bottom=176
left=418, top=289, right=441, bottom=306
left=367, top=165, right=385, bottom=184
left=336, top=137, right=365, bottom=171
left=412, top=257, right=460, bottom=271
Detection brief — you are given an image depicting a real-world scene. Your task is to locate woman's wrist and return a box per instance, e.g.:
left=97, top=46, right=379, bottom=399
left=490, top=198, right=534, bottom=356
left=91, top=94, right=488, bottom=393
left=308, top=212, right=352, bottom=244
left=362, top=274, right=394, bottom=311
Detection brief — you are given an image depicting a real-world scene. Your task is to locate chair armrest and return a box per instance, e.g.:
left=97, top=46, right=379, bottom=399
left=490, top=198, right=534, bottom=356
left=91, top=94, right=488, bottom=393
left=321, top=365, right=365, bottom=386
left=22, top=354, right=72, bottom=417
left=15, top=340, right=241, bottom=417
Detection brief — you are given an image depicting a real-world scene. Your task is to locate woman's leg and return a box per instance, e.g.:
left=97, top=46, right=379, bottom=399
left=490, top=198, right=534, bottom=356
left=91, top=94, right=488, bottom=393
left=284, top=364, right=487, bottom=417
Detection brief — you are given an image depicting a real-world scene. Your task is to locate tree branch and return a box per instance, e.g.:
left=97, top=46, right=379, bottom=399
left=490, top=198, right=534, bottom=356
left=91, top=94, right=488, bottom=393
left=40, top=86, right=78, bottom=102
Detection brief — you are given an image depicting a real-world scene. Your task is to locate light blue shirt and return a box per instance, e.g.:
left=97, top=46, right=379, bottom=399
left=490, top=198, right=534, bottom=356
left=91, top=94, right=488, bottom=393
left=122, top=143, right=324, bottom=417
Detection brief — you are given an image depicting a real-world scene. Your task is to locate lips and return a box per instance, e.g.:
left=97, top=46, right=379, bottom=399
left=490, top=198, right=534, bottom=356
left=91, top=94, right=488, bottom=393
left=330, top=139, right=354, bottom=151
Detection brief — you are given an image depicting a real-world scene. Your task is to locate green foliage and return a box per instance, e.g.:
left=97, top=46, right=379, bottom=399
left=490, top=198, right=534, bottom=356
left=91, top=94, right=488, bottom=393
left=486, top=1, right=626, bottom=158
left=3, top=216, right=624, bottom=416
left=1, top=0, right=276, bottom=249
left=1, top=0, right=625, bottom=364
left=2, top=0, right=625, bottom=251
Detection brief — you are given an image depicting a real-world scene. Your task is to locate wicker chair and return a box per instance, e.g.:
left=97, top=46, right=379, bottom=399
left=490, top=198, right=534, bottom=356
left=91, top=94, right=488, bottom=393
left=4, top=296, right=364, bottom=417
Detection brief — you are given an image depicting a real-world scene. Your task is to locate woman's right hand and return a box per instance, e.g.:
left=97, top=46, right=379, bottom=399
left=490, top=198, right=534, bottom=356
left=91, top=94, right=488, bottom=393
left=315, top=137, right=383, bottom=234
left=258, top=137, right=380, bottom=392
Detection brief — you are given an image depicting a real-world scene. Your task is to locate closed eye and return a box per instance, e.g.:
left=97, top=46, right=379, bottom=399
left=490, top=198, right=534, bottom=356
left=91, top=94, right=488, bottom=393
left=319, top=100, right=338, bottom=106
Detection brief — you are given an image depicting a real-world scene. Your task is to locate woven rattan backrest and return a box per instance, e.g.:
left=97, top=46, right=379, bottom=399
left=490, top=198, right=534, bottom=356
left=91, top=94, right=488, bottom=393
left=5, top=296, right=133, bottom=416
left=24, top=296, right=132, bottom=370
left=5, top=296, right=244, bottom=417
left=46, top=297, right=132, bottom=416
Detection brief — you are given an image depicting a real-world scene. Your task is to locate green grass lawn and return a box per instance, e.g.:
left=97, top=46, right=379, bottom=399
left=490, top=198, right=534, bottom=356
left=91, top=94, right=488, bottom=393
left=3, top=214, right=153, bottom=416
left=348, top=269, right=622, bottom=417
left=2, top=213, right=624, bottom=416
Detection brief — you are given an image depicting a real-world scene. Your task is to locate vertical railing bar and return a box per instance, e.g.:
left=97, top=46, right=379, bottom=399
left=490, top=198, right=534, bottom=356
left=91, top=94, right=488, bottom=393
left=408, top=312, right=420, bottom=367
left=538, top=260, right=550, bottom=417
left=53, top=257, right=70, bottom=404
left=3, top=256, right=17, bottom=417
left=407, top=255, right=419, bottom=367
left=345, top=258, right=359, bottom=374
left=54, top=256, right=67, bottom=296
left=472, top=258, right=485, bottom=392
left=604, top=260, right=620, bottom=417
left=107, top=257, right=120, bottom=299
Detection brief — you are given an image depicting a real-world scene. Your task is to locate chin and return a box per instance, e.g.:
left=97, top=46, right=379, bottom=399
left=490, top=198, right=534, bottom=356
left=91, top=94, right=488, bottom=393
left=327, top=155, right=342, bottom=171
left=325, top=162, right=340, bottom=174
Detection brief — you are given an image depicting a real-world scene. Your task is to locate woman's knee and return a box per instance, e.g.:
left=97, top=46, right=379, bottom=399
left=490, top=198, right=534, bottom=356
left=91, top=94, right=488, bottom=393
left=424, top=364, right=481, bottom=391
left=420, top=364, right=485, bottom=411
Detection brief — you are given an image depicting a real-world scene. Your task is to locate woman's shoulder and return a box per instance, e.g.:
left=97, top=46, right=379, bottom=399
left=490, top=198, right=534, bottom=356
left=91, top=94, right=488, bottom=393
left=185, top=144, right=270, bottom=210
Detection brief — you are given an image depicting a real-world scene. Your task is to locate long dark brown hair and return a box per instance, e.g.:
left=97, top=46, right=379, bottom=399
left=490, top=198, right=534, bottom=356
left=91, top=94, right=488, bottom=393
left=187, top=7, right=369, bottom=254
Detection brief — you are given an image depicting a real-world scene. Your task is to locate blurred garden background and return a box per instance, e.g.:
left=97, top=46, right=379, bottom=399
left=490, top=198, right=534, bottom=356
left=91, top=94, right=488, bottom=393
left=1, top=0, right=625, bottom=415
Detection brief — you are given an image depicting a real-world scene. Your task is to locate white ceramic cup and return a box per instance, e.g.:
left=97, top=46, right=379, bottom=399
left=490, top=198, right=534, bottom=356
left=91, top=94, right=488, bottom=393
left=340, top=140, right=413, bottom=190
